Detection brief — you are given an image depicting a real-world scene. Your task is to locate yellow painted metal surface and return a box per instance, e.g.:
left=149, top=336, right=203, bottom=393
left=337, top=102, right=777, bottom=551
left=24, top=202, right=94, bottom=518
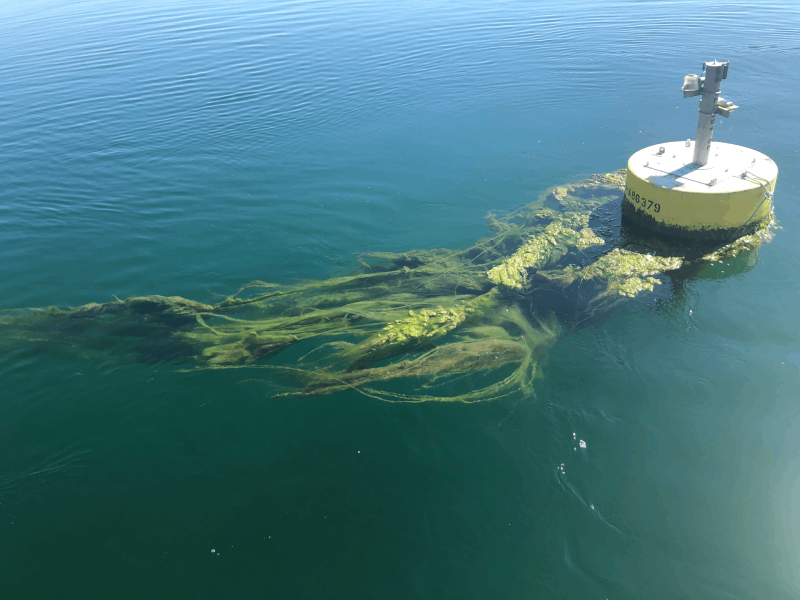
left=623, top=141, right=778, bottom=238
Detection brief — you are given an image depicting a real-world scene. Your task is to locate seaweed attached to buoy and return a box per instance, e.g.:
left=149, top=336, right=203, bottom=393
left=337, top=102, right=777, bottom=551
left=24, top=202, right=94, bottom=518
left=0, top=170, right=777, bottom=402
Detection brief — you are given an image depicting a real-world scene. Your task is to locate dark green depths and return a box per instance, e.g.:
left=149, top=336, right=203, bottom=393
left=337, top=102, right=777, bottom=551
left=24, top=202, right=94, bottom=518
left=0, top=170, right=776, bottom=403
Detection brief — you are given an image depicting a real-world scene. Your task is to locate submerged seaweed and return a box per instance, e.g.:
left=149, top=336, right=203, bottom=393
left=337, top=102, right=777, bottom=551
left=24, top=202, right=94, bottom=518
left=0, top=170, right=777, bottom=402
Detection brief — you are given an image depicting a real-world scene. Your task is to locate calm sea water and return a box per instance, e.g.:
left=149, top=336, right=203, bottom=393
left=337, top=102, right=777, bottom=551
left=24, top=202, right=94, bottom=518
left=2, top=1, right=800, bottom=598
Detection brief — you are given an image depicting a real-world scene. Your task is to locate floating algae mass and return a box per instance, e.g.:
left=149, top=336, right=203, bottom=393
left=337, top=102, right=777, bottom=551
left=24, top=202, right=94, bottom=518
left=0, top=170, right=777, bottom=402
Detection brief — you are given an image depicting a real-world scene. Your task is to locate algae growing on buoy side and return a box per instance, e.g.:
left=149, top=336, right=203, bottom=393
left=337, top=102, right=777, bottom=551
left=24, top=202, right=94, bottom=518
left=0, top=170, right=778, bottom=403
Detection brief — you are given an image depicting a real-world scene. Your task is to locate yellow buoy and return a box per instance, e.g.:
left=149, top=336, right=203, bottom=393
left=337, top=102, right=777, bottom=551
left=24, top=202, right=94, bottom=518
left=623, top=60, right=778, bottom=240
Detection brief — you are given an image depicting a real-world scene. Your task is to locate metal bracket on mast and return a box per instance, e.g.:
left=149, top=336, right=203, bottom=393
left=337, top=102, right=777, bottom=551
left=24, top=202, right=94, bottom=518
left=681, top=60, right=738, bottom=165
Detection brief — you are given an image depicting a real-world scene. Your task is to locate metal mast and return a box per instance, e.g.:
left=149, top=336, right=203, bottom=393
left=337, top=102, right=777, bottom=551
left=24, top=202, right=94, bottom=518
left=681, top=60, right=738, bottom=166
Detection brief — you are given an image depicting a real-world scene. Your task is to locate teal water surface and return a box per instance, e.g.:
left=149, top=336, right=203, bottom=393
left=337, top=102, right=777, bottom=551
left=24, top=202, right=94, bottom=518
left=2, top=1, right=800, bottom=598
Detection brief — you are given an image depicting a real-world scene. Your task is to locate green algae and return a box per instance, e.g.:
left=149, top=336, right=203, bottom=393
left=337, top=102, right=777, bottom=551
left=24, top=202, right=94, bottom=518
left=262, top=305, right=559, bottom=403
left=0, top=169, right=777, bottom=403
left=581, top=249, right=683, bottom=298
left=700, top=215, right=776, bottom=262
left=342, top=289, right=500, bottom=371
left=487, top=213, right=605, bottom=290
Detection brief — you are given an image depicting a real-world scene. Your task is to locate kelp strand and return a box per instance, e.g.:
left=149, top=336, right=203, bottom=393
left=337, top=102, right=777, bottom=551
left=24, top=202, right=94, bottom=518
left=0, top=170, right=777, bottom=402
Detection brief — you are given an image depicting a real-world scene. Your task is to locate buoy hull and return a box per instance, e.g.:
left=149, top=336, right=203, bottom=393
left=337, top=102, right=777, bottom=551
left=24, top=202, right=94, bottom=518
left=623, top=141, right=777, bottom=240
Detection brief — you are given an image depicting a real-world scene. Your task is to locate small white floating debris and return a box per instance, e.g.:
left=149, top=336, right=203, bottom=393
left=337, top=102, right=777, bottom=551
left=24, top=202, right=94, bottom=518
left=211, top=549, right=215, bottom=553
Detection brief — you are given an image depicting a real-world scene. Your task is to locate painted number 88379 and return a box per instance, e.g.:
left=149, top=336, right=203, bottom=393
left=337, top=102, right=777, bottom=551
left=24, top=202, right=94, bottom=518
left=625, top=185, right=661, bottom=213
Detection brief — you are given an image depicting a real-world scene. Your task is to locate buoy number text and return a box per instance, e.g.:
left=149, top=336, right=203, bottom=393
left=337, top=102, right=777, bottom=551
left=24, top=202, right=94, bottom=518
left=625, top=186, right=660, bottom=213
